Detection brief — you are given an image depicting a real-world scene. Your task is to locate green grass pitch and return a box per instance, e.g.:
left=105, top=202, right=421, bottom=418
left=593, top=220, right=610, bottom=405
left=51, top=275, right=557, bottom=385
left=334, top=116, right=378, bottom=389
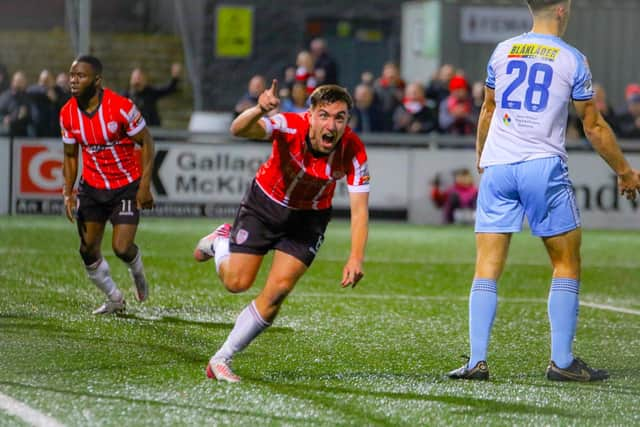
left=1, top=216, right=639, bottom=426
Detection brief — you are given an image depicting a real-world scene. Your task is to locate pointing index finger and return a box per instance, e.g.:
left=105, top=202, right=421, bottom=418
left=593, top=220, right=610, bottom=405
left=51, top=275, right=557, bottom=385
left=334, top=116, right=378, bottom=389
left=270, top=79, right=278, bottom=94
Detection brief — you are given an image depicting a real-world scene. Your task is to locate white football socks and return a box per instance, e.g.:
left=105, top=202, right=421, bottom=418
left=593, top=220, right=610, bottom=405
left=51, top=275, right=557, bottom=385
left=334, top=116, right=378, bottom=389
left=127, top=249, right=145, bottom=276
left=214, top=236, right=230, bottom=273
left=213, top=300, right=271, bottom=362
left=86, top=258, right=122, bottom=302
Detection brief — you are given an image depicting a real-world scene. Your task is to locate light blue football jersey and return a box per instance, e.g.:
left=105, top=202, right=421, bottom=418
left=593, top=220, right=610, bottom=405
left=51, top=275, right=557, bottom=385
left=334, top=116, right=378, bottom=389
left=480, top=32, right=593, bottom=167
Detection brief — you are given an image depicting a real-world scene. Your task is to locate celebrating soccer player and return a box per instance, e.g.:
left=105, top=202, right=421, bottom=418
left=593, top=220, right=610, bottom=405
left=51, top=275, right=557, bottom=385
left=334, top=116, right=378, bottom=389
left=60, top=55, right=155, bottom=315
left=194, top=81, right=370, bottom=382
left=447, top=0, right=640, bottom=381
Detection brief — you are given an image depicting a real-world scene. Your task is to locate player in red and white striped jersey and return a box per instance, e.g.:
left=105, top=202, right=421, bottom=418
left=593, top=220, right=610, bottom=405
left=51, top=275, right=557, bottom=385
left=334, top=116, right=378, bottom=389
left=61, top=55, right=155, bottom=315
left=195, top=82, right=370, bottom=382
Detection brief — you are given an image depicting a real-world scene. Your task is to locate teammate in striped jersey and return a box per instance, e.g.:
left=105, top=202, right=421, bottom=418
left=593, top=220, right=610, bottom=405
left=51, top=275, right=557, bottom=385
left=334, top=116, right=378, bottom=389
left=60, top=55, right=155, bottom=315
left=194, top=82, right=370, bottom=382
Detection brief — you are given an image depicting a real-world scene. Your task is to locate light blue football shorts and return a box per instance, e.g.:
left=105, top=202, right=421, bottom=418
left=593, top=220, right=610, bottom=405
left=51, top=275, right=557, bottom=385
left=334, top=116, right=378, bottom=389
left=475, top=156, right=581, bottom=237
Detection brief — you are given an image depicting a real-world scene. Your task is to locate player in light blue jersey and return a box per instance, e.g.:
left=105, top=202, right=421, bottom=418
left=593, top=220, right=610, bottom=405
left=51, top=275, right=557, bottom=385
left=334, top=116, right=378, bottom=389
left=448, top=0, right=640, bottom=382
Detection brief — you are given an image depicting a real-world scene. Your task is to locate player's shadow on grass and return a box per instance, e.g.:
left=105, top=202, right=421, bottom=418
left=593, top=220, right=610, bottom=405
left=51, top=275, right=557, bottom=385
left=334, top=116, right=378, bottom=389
left=252, top=375, right=583, bottom=421
left=116, top=312, right=294, bottom=335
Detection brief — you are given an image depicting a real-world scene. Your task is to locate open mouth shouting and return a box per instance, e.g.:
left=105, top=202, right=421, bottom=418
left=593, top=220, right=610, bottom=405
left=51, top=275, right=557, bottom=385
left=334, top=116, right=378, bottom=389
left=320, top=131, right=336, bottom=150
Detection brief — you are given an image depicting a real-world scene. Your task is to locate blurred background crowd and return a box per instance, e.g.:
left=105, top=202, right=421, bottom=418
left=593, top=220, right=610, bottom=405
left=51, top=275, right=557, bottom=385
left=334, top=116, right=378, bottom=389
left=4, top=35, right=640, bottom=140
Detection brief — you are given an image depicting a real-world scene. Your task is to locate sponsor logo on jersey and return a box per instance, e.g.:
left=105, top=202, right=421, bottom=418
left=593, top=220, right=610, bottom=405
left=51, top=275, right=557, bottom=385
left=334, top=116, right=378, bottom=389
left=503, top=113, right=512, bottom=126
left=508, top=43, right=559, bottom=61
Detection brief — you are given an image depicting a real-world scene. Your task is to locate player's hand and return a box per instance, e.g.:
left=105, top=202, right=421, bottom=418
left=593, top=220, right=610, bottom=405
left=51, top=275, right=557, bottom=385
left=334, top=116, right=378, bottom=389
left=258, top=79, right=280, bottom=113
left=476, top=157, right=484, bottom=175
left=136, top=185, right=154, bottom=210
left=617, top=169, right=640, bottom=201
left=63, top=193, right=76, bottom=223
left=341, top=257, right=364, bottom=288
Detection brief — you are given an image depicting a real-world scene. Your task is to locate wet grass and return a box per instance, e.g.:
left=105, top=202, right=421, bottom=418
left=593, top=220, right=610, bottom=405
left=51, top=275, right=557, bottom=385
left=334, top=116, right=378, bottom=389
left=1, top=216, right=639, bottom=426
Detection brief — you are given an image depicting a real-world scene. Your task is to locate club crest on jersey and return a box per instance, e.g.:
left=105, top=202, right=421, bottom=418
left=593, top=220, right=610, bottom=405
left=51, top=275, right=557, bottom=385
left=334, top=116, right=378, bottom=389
left=236, top=228, right=249, bottom=245
left=107, top=121, right=118, bottom=133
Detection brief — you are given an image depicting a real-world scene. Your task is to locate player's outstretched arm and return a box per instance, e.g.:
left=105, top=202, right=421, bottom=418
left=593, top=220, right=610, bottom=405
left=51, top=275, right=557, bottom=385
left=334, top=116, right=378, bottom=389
left=62, top=143, right=79, bottom=223
left=475, top=87, right=495, bottom=174
left=230, top=79, right=279, bottom=140
left=342, top=192, right=369, bottom=288
left=132, top=127, right=155, bottom=209
left=575, top=98, right=640, bottom=200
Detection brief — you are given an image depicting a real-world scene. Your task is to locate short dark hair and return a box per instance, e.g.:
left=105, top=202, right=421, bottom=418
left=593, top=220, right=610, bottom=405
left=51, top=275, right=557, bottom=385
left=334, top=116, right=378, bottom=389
left=309, top=84, right=353, bottom=111
left=527, top=0, right=566, bottom=11
left=74, top=55, right=103, bottom=75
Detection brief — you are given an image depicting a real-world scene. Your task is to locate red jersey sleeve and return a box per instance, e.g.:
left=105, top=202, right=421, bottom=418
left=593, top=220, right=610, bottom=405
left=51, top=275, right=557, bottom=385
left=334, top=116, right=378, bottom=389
left=344, top=132, right=370, bottom=193
left=119, top=97, right=146, bottom=136
left=59, top=104, right=76, bottom=145
left=261, top=112, right=299, bottom=141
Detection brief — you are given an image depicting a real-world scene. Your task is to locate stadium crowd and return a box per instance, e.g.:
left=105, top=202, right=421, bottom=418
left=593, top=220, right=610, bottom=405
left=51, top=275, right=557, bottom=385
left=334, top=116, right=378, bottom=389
left=2, top=36, right=640, bottom=139
left=0, top=62, right=180, bottom=137
left=235, top=38, right=640, bottom=140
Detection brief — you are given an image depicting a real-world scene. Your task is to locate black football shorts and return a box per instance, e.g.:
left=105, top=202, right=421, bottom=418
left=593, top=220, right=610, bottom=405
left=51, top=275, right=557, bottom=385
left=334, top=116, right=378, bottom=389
left=76, top=179, right=140, bottom=225
left=229, top=180, right=331, bottom=266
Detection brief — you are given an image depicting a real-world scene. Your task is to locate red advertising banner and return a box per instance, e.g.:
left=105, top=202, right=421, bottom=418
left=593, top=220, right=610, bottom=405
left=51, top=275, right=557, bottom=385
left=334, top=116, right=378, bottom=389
left=19, top=144, right=64, bottom=194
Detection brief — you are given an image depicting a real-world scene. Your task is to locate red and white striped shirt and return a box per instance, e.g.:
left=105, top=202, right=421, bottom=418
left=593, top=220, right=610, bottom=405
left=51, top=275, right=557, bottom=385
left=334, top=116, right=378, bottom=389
left=60, top=88, right=146, bottom=190
left=256, top=112, right=370, bottom=210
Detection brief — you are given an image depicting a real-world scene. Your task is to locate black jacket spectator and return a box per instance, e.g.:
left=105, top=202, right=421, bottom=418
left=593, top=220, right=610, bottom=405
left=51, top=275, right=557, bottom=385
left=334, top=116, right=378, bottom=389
left=350, top=84, right=384, bottom=133
left=0, top=71, right=32, bottom=136
left=122, top=63, right=181, bottom=127
left=27, top=70, right=68, bottom=137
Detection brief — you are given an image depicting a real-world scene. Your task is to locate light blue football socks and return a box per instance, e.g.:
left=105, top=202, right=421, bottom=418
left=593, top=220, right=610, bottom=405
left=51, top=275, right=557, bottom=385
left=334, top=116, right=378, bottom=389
left=468, top=279, right=498, bottom=368
left=548, top=278, right=580, bottom=369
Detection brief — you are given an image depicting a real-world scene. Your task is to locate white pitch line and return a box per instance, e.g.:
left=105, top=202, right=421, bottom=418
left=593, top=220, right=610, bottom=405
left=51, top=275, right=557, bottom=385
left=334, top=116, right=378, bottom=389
left=0, top=391, right=65, bottom=427
left=292, top=292, right=640, bottom=315
left=580, top=302, right=640, bottom=316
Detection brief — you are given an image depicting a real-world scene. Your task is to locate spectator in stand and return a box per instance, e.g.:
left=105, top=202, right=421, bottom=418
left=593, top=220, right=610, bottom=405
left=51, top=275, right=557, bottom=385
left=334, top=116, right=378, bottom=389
left=235, top=74, right=266, bottom=117
left=295, top=50, right=317, bottom=95
left=56, top=72, right=71, bottom=99
left=350, top=83, right=384, bottom=133
left=439, top=75, right=475, bottom=135
left=122, top=62, right=181, bottom=127
left=471, top=80, right=485, bottom=125
left=310, top=37, right=338, bottom=85
left=373, top=62, right=405, bottom=131
left=426, top=64, right=455, bottom=107
left=360, top=70, right=375, bottom=87
left=431, top=168, right=478, bottom=224
left=617, top=83, right=640, bottom=139
left=280, top=81, right=309, bottom=113
left=0, top=63, right=9, bottom=93
left=0, top=71, right=32, bottom=136
left=392, top=82, right=438, bottom=134
left=278, top=66, right=297, bottom=100
left=27, top=69, right=68, bottom=137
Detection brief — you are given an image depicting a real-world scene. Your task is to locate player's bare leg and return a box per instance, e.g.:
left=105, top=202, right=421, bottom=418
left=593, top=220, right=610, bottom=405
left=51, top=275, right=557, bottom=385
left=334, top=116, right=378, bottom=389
left=207, top=251, right=306, bottom=382
left=218, top=253, right=263, bottom=293
left=78, top=220, right=125, bottom=314
left=254, top=251, right=307, bottom=322
left=449, top=233, right=511, bottom=380
left=113, top=223, right=148, bottom=302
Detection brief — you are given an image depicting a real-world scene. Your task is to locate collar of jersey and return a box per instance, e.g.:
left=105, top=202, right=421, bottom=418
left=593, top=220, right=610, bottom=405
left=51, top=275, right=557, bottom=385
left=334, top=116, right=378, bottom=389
left=523, top=31, right=561, bottom=41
